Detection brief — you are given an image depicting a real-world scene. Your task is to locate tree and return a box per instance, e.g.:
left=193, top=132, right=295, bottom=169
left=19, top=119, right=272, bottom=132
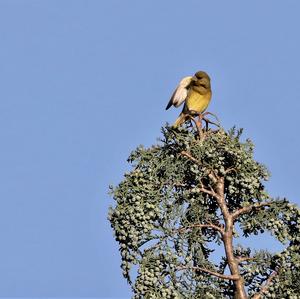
left=108, top=121, right=300, bottom=299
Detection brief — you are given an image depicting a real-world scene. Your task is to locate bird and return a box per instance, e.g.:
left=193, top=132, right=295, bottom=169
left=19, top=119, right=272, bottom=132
left=165, top=71, right=212, bottom=127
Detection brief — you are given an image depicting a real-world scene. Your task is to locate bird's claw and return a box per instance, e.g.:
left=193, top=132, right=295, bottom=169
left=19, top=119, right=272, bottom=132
left=186, top=111, right=220, bottom=139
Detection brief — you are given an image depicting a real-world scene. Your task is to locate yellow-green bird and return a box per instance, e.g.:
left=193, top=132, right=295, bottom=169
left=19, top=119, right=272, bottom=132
left=165, top=71, right=212, bottom=127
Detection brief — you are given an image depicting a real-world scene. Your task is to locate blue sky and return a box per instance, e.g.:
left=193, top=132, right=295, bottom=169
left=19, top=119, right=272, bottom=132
left=0, top=0, right=299, bottom=298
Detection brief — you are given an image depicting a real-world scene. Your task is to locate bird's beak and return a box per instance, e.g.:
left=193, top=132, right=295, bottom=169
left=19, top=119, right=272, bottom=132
left=192, top=76, right=197, bottom=82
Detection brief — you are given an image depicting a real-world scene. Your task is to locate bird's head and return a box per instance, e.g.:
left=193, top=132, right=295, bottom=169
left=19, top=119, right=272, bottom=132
left=192, top=71, right=211, bottom=88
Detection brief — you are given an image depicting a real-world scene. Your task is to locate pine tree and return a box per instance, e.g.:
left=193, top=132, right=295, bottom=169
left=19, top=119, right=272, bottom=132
left=108, top=121, right=300, bottom=299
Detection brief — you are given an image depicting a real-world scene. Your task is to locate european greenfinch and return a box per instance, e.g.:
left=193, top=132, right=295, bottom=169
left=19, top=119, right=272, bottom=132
left=166, top=71, right=212, bottom=127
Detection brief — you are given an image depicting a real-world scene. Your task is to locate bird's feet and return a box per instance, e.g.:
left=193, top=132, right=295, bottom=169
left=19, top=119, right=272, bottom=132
left=187, top=111, right=220, bottom=139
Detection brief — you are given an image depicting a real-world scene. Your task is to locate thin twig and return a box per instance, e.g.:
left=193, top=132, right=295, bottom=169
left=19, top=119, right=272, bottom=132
left=180, top=151, right=200, bottom=164
left=173, top=182, right=187, bottom=187
left=252, top=271, right=278, bottom=299
left=224, top=167, right=237, bottom=175
left=202, top=111, right=221, bottom=124
left=176, top=223, right=225, bottom=235
left=199, top=186, right=220, bottom=200
left=236, top=256, right=254, bottom=263
left=232, top=202, right=272, bottom=220
left=177, top=265, right=239, bottom=280
left=202, top=117, right=220, bottom=128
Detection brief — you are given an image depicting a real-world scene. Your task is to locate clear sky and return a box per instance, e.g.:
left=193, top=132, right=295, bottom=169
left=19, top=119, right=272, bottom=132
left=0, top=0, right=299, bottom=298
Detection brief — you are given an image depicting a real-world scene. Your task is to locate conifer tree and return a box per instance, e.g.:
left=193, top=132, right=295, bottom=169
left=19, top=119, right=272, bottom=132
left=109, top=121, right=300, bottom=299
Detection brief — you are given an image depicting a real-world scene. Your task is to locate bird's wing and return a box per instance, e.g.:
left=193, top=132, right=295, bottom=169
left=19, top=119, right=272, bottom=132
left=165, top=76, right=193, bottom=110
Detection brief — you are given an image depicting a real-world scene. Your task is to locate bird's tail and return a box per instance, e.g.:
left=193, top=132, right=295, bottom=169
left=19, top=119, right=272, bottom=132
left=173, top=113, right=186, bottom=128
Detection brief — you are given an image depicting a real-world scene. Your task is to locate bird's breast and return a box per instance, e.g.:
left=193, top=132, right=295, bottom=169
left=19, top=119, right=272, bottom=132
left=185, top=90, right=212, bottom=113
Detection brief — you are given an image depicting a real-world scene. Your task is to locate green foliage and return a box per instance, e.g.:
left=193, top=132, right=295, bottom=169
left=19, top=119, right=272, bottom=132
left=108, top=124, right=300, bottom=298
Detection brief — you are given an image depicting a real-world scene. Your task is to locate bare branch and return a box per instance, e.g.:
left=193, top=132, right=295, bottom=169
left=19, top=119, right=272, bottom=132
left=173, top=182, right=187, bottom=187
left=236, top=256, right=254, bottom=263
left=232, top=202, right=272, bottom=220
left=199, top=180, right=222, bottom=202
left=177, top=265, right=239, bottom=280
left=180, top=150, right=200, bottom=164
left=252, top=271, right=278, bottom=299
left=176, top=223, right=224, bottom=235
left=180, top=151, right=219, bottom=184
left=180, top=150, right=223, bottom=184
left=199, top=187, right=223, bottom=201
left=208, top=171, right=218, bottom=184
left=225, top=167, right=237, bottom=174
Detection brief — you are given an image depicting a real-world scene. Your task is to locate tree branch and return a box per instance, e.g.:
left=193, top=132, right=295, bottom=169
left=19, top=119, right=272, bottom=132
left=199, top=186, right=218, bottom=198
left=208, top=171, right=218, bottom=184
left=252, top=270, right=278, bottom=299
left=199, top=179, right=222, bottom=202
left=180, top=150, right=219, bottom=185
left=180, top=151, right=200, bottom=164
left=232, top=202, right=272, bottom=220
left=224, top=167, right=237, bottom=174
left=236, top=256, right=254, bottom=263
left=176, top=223, right=224, bottom=235
left=177, top=265, right=239, bottom=280
left=213, top=177, right=248, bottom=298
